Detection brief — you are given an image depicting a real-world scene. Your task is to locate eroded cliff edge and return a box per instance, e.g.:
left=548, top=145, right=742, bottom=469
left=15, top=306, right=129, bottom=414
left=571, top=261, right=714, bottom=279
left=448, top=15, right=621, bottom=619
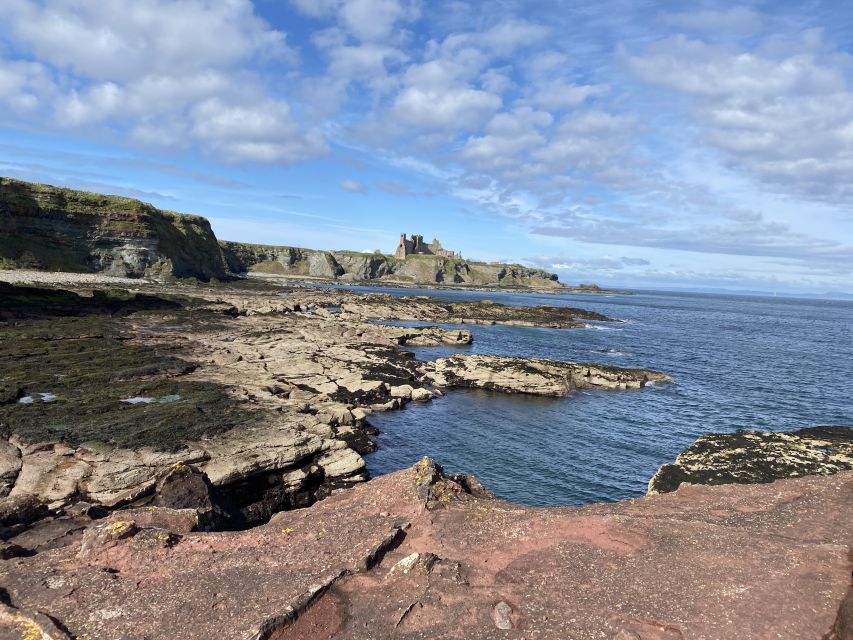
left=0, top=178, right=226, bottom=280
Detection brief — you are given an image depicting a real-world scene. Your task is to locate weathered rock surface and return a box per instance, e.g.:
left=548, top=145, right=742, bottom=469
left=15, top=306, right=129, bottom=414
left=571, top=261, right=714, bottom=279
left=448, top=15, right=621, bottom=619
left=0, top=440, right=21, bottom=497
left=426, top=354, right=672, bottom=396
left=648, top=425, right=853, bottom=494
left=0, top=461, right=850, bottom=639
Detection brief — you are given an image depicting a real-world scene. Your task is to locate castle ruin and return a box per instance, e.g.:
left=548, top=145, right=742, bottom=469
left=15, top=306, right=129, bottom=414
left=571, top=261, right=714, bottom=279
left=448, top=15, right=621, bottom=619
left=395, top=234, right=461, bottom=260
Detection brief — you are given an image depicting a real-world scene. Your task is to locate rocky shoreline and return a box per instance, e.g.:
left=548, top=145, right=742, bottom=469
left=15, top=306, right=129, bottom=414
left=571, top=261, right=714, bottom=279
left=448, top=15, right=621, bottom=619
left=1, top=271, right=852, bottom=638
left=0, top=272, right=665, bottom=531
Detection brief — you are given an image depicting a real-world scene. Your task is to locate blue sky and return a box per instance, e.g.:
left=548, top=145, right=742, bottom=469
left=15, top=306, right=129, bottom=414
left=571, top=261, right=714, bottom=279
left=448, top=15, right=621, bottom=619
left=1, top=0, right=852, bottom=293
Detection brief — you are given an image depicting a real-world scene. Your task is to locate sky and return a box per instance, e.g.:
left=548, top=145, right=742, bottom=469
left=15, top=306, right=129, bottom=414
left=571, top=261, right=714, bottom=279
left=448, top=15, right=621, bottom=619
left=1, top=1, right=852, bottom=294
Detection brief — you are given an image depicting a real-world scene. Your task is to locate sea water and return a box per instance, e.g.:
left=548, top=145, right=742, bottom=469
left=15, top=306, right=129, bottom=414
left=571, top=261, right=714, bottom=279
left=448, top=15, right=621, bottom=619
left=343, top=286, right=853, bottom=506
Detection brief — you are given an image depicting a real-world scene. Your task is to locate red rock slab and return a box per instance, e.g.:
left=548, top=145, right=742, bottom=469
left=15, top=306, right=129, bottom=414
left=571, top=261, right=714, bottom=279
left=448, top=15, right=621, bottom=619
left=1, top=467, right=851, bottom=640
left=0, top=472, right=424, bottom=640
left=277, top=470, right=853, bottom=640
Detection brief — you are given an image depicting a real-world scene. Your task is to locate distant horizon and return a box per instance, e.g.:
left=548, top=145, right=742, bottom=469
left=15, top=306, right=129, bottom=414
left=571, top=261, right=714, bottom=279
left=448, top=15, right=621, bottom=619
left=1, top=1, right=851, bottom=294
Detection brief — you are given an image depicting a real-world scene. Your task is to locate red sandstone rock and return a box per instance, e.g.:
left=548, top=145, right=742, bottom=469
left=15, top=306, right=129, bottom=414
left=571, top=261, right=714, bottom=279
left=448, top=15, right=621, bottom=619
left=0, top=462, right=851, bottom=639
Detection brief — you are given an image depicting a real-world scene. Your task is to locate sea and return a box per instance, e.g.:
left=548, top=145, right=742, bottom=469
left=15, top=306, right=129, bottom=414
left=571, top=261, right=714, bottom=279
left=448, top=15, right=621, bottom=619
left=327, top=285, right=853, bottom=507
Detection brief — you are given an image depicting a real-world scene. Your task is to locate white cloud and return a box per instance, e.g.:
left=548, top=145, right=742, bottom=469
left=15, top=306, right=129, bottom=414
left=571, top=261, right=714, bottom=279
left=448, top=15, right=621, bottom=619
left=3, top=0, right=293, bottom=80
left=0, top=0, right=323, bottom=164
left=190, top=98, right=326, bottom=163
left=392, top=85, right=501, bottom=130
left=523, top=51, right=570, bottom=77
left=292, top=0, right=420, bottom=42
left=531, top=110, right=634, bottom=168
left=340, top=178, right=368, bottom=193
left=624, top=35, right=843, bottom=99
left=623, top=32, right=853, bottom=201
left=340, top=0, right=420, bottom=41
left=0, top=59, right=52, bottom=114
left=528, top=81, right=609, bottom=110
left=461, top=107, right=551, bottom=170
left=441, top=19, right=548, bottom=57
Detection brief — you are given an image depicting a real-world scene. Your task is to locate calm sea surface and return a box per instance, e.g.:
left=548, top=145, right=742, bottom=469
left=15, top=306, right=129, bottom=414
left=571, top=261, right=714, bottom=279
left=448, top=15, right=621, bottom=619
left=327, top=285, right=853, bottom=506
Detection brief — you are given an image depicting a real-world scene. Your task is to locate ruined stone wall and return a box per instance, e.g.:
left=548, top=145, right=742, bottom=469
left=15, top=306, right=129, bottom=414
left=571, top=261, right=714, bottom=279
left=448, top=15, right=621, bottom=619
left=396, top=233, right=460, bottom=259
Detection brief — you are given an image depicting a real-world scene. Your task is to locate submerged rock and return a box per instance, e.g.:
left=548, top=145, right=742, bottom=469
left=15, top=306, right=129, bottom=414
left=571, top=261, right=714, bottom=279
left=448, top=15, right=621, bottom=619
left=648, top=425, right=853, bottom=494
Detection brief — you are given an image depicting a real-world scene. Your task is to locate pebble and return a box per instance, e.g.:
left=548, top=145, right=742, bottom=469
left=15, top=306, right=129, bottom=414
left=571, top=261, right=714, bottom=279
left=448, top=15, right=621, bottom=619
left=493, top=601, right=513, bottom=630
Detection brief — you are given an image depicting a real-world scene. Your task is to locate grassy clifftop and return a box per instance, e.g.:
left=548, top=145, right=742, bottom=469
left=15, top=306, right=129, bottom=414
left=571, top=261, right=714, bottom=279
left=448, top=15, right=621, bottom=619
left=0, top=178, right=226, bottom=280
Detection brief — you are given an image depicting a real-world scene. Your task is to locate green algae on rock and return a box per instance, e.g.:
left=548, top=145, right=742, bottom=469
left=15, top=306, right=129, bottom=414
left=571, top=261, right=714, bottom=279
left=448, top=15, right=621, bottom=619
left=647, top=426, right=853, bottom=494
left=0, top=314, right=259, bottom=451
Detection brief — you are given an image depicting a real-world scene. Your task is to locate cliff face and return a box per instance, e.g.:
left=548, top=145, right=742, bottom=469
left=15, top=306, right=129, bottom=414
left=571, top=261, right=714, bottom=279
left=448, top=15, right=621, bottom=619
left=220, top=240, right=561, bottom=287
left=0, top=178, right=226, bottom=280
left=0, top=177, right=559, bottom=287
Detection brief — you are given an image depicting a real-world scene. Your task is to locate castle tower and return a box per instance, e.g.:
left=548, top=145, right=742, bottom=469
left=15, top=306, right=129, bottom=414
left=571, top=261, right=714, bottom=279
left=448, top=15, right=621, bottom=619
left=395, top=233, right=408, bottom=259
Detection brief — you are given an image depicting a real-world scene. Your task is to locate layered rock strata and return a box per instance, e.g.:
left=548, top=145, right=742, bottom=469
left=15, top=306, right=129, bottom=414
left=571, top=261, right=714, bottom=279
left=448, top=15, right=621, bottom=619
left=426, top=354, right=671, bottom=396
left=0, top=178, right=226, bottom=280
left=0, top=460, right=850, bottom=639
left=335, top=292, right=611, bottom=327
left=648, top=425, right=853, bottom=494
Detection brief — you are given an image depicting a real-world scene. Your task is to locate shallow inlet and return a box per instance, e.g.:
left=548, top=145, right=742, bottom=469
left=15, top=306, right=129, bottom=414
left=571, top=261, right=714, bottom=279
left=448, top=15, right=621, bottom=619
left=362, top=288, right=853, bottom=506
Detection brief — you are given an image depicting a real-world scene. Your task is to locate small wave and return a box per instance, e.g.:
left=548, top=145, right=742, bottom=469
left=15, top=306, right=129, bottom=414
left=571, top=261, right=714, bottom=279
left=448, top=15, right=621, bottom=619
left=583, top=324, right=622, bottom=331
left=593, top=348, right=632, bottom=357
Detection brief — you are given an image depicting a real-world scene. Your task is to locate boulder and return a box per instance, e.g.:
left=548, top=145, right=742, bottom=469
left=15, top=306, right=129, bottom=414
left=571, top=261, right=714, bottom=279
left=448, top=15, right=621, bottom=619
left=410, top=388, right=433, bottom=402
left=200, top=428, right=323, bottom=486
left=9, top=442, right=92, bottom=506
left=151, top=463, right=238, bottom=530
left=0, top=492, right=49, bottom=528
left=316, top=444, right=366, bottom=479
left=389, top=384, right=414, bottom=400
